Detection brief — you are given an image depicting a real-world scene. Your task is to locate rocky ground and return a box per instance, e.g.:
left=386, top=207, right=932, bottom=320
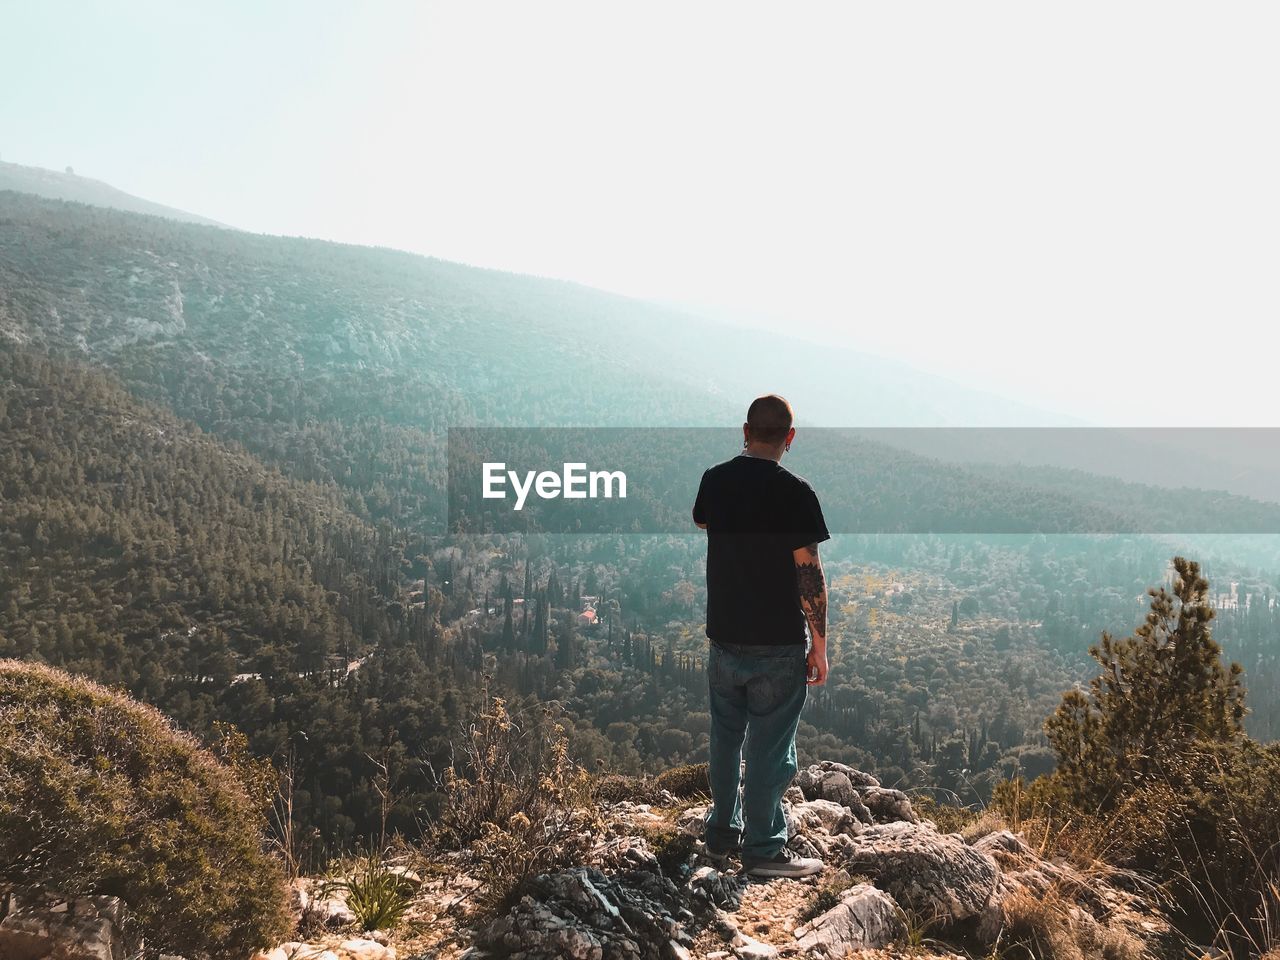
left=2, top=761, right=1178, bottom=960
left=400, top=761, right=1171, bottom=959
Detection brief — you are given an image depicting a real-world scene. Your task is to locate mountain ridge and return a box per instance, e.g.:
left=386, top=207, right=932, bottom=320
left=0, top=161, right=224, bottom=227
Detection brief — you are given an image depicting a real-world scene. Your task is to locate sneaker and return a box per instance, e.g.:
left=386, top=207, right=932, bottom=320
left=699, top=839, right=740, bottom=866
left=741, top=848, right=824, bottom=878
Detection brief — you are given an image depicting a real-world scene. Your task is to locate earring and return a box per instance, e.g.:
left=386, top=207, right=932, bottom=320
left=743, top=439, right=748, bottom=449
left=784, top=442, right=791, bottom=452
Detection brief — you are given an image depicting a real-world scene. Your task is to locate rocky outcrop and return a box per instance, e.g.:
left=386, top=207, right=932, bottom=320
left=250, top=760, right=1169, bottom=960
left=836, top=821, right=1000, bottom=922
left=793, top=883, right=903, bottom=958
left=0, top=892, right=132, bottom=960
left=793, top=762, right=913, bottom=825
left=476, top=864, right=716, bottom=959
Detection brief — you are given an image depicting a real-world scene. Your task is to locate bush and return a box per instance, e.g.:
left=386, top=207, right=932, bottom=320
left=430, top=696, right=599, bottom=914
left=0, top=660, right=291, bottom=958
left=654, top=762, right=710, bottom=799
left=594, top=772, right=660, bottom=804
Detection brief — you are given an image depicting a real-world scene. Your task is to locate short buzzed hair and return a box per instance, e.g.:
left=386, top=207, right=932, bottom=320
left=746, top=394, right=794, bottom=445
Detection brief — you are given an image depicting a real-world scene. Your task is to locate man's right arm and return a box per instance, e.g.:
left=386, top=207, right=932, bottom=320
left=794, top=542, right=828, bottom=685
left=692, top=470, right=709, bottom=530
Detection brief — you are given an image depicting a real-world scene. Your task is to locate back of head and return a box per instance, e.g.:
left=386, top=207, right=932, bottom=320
left=746, top=394, right=794, bottom=445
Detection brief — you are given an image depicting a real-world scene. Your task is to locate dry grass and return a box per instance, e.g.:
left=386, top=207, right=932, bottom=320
left=992, top=886, right=1147, bottom=960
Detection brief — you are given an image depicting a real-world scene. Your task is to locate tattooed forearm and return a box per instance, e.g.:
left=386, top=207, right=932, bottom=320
left=795, top=543, right=827, bottom=642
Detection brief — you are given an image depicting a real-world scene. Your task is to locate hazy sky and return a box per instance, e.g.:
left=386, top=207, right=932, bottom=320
left=3, top=1, right=1278, bottom=425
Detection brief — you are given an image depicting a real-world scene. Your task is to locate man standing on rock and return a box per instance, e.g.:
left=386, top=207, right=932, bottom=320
left=692, top=394, right=829, bottom=878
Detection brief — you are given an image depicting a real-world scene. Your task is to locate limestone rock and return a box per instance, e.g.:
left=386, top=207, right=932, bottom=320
left=817, top=761, right=880, bottom=789
left=339, top=937, right=397, bottom=960
left=859, top=786, right=918, bottom=824
left=793, top=883, right=903, bottom=958
left=838, top=822, right=1000, bottom=922
left=478, top=866, right=701, bottom=960
left=792, top=766, right=875, bottom=823
left=731, top=931, right=778, bottom=958
left=789, top=798, right=859, bottom=836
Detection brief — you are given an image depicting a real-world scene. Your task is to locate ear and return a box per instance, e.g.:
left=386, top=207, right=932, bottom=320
left=742, top=422, right=751, bottom=444
left=786, top=426, right=796, bottom=446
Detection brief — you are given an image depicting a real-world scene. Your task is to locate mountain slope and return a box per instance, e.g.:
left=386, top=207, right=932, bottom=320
left=0, top=161, right=223, bottom=226
left=4, top=191, right=1278, bottom=541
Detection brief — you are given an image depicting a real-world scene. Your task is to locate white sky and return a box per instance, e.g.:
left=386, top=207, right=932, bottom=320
left=2, top=1, right=1278, bottom=424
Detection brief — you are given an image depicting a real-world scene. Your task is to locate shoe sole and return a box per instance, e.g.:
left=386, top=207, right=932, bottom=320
left=743, top=864, right=824, bottom=878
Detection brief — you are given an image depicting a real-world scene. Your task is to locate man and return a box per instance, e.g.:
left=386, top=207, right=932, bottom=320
left=692, top=394, right=830, bottom=878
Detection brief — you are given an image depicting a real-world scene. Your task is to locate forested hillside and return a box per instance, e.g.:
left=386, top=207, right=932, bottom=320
left=3, top=189, right=1280, bottom=862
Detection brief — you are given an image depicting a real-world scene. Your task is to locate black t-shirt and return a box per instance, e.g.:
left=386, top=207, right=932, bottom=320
left=693, top=455, right=830, bottom=646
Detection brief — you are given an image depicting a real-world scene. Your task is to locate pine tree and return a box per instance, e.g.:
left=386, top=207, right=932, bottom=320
left=1044, top=557, right=1246, bottom=811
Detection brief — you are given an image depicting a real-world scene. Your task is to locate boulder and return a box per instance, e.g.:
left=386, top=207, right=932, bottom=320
left=731, top=931, right=778, bottom=958
left=0, top=892, right=131, bottom=960
left=792, top=766, right=875, bottom=822
left=793, top=883, right=903, bottom=958
left=859, top=786, right=918, bottom=824
left=838, top=822, right=1000, bottom=922
left=817, top=771, right=859, bottom=809
left=338, top=937, right=397, bottom=960
left=817, top=761, right=880, bottom=789
left=788, top=798, right=858, bottom=836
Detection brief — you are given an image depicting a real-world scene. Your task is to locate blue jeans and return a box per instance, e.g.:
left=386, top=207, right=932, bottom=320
left=704, top=641, right=807, bottom=860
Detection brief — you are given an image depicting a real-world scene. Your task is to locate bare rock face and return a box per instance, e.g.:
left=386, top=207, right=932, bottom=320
left=0, top=892, right=131, bottom=960
left=793, top=883, right=904, bottom=958
left=477, top=866, right=704, bottom=960
left=837, top=821, right=1000, bottom=922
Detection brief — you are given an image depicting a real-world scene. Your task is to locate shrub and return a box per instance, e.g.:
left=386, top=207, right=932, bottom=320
left=594, top=772, right=660, bottom=804
left=0, top=660, right=291, bottom=958
left=654, top=762, right=710, bottom=799
left=430, top=696, right=599, bottom=914
left=909, top=793, right=984, bottom=836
